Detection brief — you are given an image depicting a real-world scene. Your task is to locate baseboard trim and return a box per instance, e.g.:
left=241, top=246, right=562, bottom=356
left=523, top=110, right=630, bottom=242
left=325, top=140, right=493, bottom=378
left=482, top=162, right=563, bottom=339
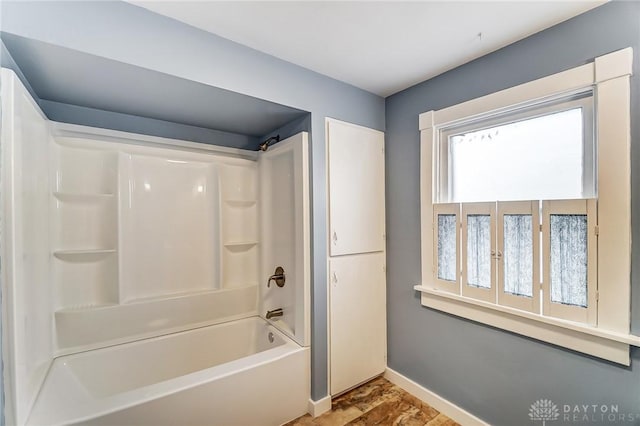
left=384, top=368, right=488, bottom=426
left=307, top=396, right=331, bottom=418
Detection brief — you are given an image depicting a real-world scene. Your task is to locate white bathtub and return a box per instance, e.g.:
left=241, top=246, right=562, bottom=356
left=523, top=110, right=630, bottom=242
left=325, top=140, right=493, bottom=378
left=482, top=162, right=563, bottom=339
left=27, top=317, right=310, bottom=426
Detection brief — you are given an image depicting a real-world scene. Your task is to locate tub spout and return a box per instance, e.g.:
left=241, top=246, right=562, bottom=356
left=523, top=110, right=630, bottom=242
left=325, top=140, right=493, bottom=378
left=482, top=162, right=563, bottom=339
left=266, top=308, right=283, bottom=320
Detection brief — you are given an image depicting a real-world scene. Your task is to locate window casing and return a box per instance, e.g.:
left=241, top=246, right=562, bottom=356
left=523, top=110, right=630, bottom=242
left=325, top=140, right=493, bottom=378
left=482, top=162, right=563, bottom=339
left=416, top=48, right=639, bottom=365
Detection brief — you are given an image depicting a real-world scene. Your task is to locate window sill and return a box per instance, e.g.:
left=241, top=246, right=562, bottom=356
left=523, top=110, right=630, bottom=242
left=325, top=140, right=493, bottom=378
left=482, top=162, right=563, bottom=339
left=414, top=284, right=640, bottom=365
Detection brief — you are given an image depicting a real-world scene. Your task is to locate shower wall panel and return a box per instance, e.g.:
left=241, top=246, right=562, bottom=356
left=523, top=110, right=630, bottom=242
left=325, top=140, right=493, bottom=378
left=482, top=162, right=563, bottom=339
left=259, top=132, right=310, bottom=347
left=48, top=134, right=260, bottom=354
left=1, top=68, right=54, bottom=426
left=119, top=153, right=221, bottom=301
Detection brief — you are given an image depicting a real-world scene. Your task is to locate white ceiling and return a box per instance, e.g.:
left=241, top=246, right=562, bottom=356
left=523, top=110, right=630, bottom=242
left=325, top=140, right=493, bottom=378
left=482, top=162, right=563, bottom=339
left=130, top=1, right=605, bottom=97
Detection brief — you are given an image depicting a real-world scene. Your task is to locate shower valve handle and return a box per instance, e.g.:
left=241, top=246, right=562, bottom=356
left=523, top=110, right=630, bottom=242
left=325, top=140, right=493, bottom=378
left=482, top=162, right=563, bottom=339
left=267, top=266, right=286, bottom=288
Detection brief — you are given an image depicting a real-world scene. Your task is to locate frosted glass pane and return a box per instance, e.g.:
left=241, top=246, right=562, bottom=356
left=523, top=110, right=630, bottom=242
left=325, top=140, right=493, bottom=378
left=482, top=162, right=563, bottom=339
left=437, top=214, right=456, bottom=282
left=503, top=215, right=533, bottom=297
left=467, top=215, right=491, bottom=288
left=449, top=108, right=586, bottom=202
left=550, top=215, right=587, bottom=307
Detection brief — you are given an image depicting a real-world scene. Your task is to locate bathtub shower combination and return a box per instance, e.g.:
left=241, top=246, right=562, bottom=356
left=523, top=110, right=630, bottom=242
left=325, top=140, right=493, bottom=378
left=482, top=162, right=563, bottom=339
left=0, top=69, right=311, bottom=425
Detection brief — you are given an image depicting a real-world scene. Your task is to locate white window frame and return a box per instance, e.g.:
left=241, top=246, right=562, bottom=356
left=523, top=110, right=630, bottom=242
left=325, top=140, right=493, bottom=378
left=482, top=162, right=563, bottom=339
left=542, top=199, right=597, bottom=325
left=461, top=202, right=496, bottom=303
left=497, top=201, right=540, bottom=314
left=415, top=48, right=640, bottom=365
left=438, top=94, right=596, bottom=203
left=433, top=203, right=460, bottom=292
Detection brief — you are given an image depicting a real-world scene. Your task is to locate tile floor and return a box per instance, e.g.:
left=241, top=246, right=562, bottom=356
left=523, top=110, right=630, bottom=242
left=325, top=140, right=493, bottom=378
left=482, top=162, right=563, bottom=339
left=285, top=377, right=460, bottom=426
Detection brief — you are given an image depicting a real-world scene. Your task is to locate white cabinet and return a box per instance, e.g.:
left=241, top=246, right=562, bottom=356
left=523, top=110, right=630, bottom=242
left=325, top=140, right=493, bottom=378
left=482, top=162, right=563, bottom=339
left=329, top=253, right=386, bottom=395
left=328, top=120, right=385, bottom=256
left=327, top=119, right=386, bottom=396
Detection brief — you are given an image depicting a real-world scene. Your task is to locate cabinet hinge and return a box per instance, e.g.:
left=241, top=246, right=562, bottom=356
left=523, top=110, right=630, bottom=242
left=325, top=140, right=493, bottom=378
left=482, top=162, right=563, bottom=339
left=594, top=225, right=600, bottom=236
left=539, top=224, right=543, bottom=232
left=596, top=291, right=600, bottom=301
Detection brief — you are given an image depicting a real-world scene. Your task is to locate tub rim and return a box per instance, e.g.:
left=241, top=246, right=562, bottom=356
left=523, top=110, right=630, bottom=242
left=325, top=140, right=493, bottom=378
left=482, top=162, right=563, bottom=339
left=27, top=315, right=306, bottom=426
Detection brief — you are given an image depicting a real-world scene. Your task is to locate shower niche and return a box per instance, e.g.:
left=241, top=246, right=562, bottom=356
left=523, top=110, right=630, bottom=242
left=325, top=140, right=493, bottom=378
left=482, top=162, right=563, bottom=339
left=220, top=164, right=259, bottom=289
left=51, top=141, right=119, bottom=310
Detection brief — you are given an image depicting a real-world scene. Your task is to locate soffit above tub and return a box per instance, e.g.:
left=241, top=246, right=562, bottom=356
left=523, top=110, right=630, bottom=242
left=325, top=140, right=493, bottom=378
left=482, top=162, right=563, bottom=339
left=128, top=1, right=606, bottom=97
left=1, top=33, right=307, bottom=137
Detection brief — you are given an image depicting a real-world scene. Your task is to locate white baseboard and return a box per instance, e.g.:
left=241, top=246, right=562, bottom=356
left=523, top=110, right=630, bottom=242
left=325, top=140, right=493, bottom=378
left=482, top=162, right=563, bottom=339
left=307, top=395, right=331, bottom=418
left=384, top=367, right=488, bottom=426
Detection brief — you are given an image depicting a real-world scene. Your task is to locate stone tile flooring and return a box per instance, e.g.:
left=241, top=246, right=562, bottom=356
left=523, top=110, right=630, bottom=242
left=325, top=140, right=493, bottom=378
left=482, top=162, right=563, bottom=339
left=285, top=376, right=460, bottom=426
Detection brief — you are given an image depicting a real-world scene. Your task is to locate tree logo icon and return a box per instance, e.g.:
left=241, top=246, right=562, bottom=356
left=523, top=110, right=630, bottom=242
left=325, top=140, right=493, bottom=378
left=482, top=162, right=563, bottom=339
left=529, top=399, right=560, bottom=425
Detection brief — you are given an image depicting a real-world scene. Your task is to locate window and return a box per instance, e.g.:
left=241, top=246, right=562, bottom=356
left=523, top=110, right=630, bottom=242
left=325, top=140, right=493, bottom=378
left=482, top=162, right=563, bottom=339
left=439, top=94, right=595, bottom=203
left=417, top=48, right=638, bottom=365
left=432, top=93, right=597, bottom=323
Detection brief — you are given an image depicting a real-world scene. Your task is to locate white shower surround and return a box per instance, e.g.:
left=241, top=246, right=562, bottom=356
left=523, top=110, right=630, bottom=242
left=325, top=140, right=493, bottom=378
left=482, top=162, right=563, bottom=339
left=1, top=68, right=311, bottom=425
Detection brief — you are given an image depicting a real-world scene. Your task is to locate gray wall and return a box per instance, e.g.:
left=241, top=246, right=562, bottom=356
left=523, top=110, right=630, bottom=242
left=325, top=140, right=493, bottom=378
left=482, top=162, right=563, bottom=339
left=0, top=0, right=385, bottom=401
left=40, top=100, right=260, bottom=150
left=385, top=2, right=640, bottom=425
left=260, top=114, right=312, bottom=147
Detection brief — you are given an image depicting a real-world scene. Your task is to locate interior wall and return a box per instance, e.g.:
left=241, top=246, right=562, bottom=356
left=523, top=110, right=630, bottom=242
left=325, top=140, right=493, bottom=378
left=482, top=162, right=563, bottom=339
left=260, top=114, right=312, bottom=149
left=385, top=2, right=640, bottom=424
left=0, top=0, right=385, bottom=401
left=40, top=100, right=259, bottom=150
left=0, top=40, right=260, bottom=150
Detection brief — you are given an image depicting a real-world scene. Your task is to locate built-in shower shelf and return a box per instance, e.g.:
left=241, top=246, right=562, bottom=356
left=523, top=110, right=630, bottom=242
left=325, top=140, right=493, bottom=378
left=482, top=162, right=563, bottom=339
left=53, top=192, right=114, bottom=202
left=224, top=199, right=257, bottom=207
left=56, top=302, right=118, bottom=313
left=53, top=249, right=117, bottom=259
left=223, top=241, right=258, bottom=251
left=224, top=281, right=259, bottom=289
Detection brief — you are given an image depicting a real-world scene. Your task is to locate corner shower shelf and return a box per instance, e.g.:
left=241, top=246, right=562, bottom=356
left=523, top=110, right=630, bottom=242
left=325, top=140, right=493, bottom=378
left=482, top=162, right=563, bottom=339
left=224, top=199, right=257, bottom=207
left=53, top=192, right=114, bottom=202
left=223, top=241, right=258, bottom=251
left=56, top=302, right=118, bottom=313
left=53, top=249, right=117, bottom=259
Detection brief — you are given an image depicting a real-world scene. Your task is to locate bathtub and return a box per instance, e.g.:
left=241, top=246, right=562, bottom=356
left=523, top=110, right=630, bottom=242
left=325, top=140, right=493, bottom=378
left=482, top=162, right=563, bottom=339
left=27, top=317, right=310, bottom=426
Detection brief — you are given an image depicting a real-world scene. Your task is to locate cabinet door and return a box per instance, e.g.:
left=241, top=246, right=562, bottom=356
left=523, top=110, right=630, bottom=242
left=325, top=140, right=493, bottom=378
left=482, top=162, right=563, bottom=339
left=329, top=252, right=386, bottom=395
left=328, top=120, right=385, bottom=256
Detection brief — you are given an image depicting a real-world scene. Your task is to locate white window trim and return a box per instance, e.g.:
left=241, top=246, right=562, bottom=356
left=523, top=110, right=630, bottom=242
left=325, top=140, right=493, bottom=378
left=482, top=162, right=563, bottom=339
left=541, top=199, right=597, bottom=325
left=497, top=201, right=540, bottom=314
left=460, top=202, right=496, bottom=303
left=433, top=203, right=460, bottom=292
left=416, top=47, right=640, bottom=365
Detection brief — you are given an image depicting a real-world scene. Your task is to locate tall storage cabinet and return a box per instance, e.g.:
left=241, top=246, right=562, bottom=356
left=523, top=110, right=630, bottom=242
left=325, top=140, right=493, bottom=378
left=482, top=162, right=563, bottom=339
left=327, top=119, right=386, bottom=396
